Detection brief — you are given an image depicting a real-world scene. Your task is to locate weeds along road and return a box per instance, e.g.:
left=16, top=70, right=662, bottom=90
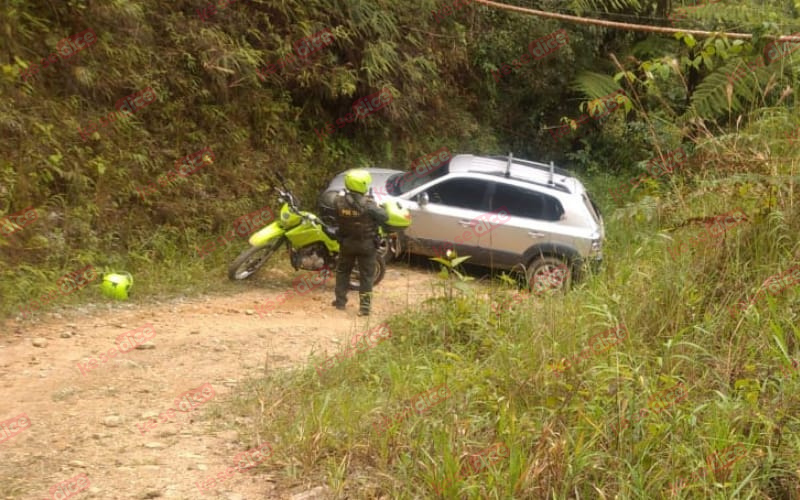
left=0, top=264, right=444, bottom=500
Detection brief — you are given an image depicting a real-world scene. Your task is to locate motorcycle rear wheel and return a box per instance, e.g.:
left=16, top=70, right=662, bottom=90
left=228, top=238, right=284, bottom=280
left=377, top=234, right=403, bottom=263
left=347, top=256, right=386, bottom=291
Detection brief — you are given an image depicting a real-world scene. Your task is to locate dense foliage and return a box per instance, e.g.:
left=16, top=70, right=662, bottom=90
left=0, top=0, right=610, bottom=311
left=4, top=0, right=799, bottom=311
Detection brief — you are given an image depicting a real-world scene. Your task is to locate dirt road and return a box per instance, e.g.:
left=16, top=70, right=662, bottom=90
left=0, top=265, right=439, bottom=500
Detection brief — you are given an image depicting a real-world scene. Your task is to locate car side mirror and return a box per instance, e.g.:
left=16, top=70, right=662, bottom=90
left=418, top=192, right=429, bottom=207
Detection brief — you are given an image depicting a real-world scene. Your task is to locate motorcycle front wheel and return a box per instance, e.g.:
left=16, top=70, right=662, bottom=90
left=228, top=238, right=284, bottom=280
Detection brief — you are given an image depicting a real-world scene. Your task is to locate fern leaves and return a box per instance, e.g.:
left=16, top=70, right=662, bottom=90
left=569, top=0, right=644, bottom=14
left=572, top=71, right=623, bottom=99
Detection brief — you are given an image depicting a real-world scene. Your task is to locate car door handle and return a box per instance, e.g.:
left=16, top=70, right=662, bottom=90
left=528, top=231, right=545, bottom=238
left=458, top=220, right=477, bottom=227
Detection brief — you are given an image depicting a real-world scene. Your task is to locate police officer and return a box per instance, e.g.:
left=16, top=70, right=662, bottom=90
left=332, top=169, right=389, bottom=316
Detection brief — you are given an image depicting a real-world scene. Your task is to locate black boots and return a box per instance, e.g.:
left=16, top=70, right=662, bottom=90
left=331, top=297, right=369, bottom=315
left=358, top=292, right=371, bottom=316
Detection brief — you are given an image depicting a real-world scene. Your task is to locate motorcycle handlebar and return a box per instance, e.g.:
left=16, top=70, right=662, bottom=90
left=276, top=188, right=301, bottom=213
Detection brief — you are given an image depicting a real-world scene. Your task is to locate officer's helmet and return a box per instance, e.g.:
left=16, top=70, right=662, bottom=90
left=344, top=169, right=371, bottom=194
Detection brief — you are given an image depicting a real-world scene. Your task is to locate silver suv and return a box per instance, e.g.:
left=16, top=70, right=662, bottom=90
left=320, top=153, right=604, bottom=290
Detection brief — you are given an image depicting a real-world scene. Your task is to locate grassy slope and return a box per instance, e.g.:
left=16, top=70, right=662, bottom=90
left=229, top=183, right=800, bottom=498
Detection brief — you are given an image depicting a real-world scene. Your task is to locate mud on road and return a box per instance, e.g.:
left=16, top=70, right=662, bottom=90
left=0, top=265, right=441, bottom=500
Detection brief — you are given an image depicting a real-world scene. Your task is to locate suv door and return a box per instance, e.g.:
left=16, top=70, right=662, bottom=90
left=404, top=177, right=490, bottom=258
left=482, top=181, right=571, bottom=268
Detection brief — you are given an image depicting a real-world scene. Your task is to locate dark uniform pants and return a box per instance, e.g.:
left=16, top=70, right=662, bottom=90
left=335, top=238, right=377, bottom=312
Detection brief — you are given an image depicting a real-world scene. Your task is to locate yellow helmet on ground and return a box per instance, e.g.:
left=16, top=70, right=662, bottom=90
left=101, top=272, right=133, bottom=300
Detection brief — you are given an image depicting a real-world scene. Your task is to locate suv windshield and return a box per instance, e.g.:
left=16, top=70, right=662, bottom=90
left=388, top=160, right=450, bottom=195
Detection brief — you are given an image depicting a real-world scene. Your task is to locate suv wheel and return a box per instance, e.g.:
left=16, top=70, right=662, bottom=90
left=526, top=257, right=571, bottom=294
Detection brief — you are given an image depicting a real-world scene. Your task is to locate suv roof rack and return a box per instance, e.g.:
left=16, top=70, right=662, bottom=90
left=487, top=155, right=572, bottom=178
left=475, top=171, right=572, bottom=194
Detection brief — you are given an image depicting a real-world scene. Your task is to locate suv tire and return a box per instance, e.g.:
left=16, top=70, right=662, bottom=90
left=526, top=256, right=571, bottom=294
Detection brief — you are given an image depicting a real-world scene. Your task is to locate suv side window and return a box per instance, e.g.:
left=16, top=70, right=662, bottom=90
left=491, top=183, right=564, bottom=221
left=425, top=178, right=488, bottom=211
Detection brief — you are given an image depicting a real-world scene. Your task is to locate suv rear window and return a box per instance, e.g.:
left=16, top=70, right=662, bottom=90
left=582, top=193, right=601, bottom=224
left=491, top=183, right=564, bottom=221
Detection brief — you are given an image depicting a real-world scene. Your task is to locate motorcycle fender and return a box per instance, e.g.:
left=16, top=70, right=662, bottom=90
left=249, top=222, right=286, bottom=247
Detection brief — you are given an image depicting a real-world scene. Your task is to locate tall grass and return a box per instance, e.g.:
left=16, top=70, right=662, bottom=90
left=225, top=187, right=800, bottom=498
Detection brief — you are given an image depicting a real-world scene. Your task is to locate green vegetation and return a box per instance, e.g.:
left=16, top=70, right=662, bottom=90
left=230, top=202, right=800, bottom=496
left=4, top=0, right=800, bottom=496
left=1, top=0, right=588, bottom=315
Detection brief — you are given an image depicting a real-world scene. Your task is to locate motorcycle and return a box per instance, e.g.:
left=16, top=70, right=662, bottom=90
left=228, top=179, right=411, bottom=290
